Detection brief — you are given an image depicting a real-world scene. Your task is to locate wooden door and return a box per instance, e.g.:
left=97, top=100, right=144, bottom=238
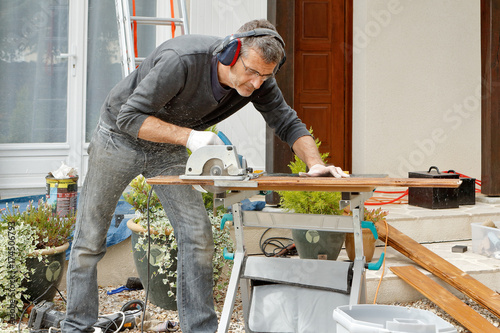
left=481, top=0, right=500, bottom=196
left=294, top=0, right=352, bottom=169
left=266, top=0, right=352, bottom=205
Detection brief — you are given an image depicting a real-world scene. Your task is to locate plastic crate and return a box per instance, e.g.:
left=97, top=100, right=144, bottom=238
left=471, top=222, right=500, bottom=259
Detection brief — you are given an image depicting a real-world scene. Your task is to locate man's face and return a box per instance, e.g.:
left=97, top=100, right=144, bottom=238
left=228, top=48, right=277, bottom=97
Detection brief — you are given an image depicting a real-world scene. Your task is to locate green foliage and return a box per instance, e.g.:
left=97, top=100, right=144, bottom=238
left=0, top=219, right=37, bottom=322
left=22, top=201, right=75, bottom=249
left=0, top=199, right=74, bottom=322
left=123, top=174, right=233, bottom=300
left=278, top=129, right=343, bottom=215
left=123, top=176, right=162, bottom=216
left=361, top=207, right=388, bottom=224
left=1, top=200, right=75, bottom=249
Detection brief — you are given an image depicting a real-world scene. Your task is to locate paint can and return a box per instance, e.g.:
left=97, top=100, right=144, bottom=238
left=45, top=176, right=78, bottom=217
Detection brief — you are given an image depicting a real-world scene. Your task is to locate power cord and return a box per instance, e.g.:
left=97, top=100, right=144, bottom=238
left=259, top=228, right=297, bottom=257
left=140, top=184, right=154, bottom=333
left=372, top=218, right=389, bottom=304
left=94, top=311, right=125, bottom=333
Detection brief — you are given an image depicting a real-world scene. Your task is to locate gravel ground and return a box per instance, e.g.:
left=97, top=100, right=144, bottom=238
left=4, top=284, right=499, bottom=332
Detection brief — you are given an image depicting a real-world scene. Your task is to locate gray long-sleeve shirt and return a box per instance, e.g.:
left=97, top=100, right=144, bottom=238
left=100, top=34, right=310, bottom=148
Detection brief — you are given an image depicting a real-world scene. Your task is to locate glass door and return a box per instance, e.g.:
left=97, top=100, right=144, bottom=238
left=0, top=0, right=84, bottom=193
left=0, top=0, right=70, bottom=144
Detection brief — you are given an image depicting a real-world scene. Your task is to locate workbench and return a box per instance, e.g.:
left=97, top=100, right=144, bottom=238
left=147, top=175, right=461, bottom=333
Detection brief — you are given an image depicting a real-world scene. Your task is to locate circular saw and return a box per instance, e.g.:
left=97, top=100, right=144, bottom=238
left=180, top=145, right=250, bottom=181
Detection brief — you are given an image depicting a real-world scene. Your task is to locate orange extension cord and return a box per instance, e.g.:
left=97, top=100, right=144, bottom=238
left=365, top=171, right=481, bottom=206
left=372, top=219, right=389, bottom=304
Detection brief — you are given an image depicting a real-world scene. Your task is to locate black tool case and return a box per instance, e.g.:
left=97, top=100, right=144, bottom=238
left=446, top=170, right=476, bottom=205
left=408, top=166, right=459, bottom=209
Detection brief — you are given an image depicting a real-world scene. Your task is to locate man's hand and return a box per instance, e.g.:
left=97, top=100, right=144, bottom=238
left=186, top=130, right=225, bottom=152
left=299, top=164, right=350, bottom=178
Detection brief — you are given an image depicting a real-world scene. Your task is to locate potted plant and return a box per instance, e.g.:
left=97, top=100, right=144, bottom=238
left=0, top=200, right=75, bottom=323
left=278, top=131, right=346, bottom=260
left=344, top=207, right=388, bottom=262
left=124, top=175, right=233, bottom=310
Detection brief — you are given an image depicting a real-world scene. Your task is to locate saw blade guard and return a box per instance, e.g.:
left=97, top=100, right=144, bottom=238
left=181, top=145, right=247, bottom=179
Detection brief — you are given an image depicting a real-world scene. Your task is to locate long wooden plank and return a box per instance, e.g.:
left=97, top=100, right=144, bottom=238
left=147, top=175, right=461, bottom=193
left=391, top=265, right=498, bottom=333
left=376, top=222, right=500, bottom=319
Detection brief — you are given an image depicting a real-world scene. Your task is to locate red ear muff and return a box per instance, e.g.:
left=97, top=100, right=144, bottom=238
left=217, top=38, right=241, bottom=66
left=215, top=29, right=286, bottom=69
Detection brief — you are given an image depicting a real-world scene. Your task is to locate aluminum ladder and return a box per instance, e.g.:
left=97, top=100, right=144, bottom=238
left=115, top=0, right=189, bottom=77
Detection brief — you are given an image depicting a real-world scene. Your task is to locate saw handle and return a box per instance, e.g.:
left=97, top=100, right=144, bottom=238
left=217, top=131, right=247, bottom=168
left=217, top=131, right=232, bottom=145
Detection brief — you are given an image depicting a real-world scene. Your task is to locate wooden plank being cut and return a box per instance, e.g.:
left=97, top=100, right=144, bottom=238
left=147, top=175, right=461, bottom=192
left=391, top=265, right=498, bottom=333
left=376, top=222, right=500, bottom=319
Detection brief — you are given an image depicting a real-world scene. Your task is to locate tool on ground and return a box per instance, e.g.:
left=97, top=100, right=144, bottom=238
left=27, top=299, right=145, bottom=333
left=27, top=301, right=66, bottom=332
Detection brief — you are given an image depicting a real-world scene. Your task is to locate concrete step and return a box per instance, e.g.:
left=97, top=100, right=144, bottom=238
left=379, top=192, right=500, bottom=243
left=349, top=240, right=500, bottom=304
left=358, top=193, right=500, bottom=304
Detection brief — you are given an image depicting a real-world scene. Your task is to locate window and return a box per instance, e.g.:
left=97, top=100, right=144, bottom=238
left=0, top=0, right=69, bottom=144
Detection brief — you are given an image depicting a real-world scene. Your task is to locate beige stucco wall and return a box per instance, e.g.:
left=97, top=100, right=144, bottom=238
left=352, top=0, right=481, bottom=178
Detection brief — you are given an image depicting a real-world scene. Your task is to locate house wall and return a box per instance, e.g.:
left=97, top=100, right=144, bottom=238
left=189, top=0, right=481, bottom=179
left=352, top=0, right=481, bottom=178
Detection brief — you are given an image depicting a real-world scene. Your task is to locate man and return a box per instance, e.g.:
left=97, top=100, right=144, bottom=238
left=62, top=19, right=348, bottom=333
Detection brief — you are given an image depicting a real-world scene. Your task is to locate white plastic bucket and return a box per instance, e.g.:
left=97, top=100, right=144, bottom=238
left=333, top=304, right=457, bottom=333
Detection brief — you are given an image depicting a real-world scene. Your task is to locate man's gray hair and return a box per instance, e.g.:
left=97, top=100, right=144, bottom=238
left=237, top=19, right=284, bottom=66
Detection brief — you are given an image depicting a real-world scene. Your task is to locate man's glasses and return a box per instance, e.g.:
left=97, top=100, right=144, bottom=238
left=240, top=57, right=275, bottom=81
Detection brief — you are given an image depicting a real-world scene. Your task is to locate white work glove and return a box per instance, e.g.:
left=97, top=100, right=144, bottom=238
left=299, top=164, right=350, bottom=178
left=186, top=130, right=225, bottom=152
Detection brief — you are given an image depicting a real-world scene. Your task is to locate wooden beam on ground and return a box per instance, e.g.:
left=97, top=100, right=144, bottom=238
left=391, top=265, right=498, bottom=333
left=375, top=222, right=500, bottom=319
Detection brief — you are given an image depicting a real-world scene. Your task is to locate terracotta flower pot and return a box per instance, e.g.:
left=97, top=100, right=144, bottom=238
left=345, top=229, right=376, bottom=262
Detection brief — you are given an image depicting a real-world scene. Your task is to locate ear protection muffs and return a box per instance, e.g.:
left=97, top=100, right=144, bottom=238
left=214, top=28, right=286, bottom=71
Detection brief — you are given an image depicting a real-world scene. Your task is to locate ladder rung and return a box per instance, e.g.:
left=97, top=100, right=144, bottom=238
left=131, top=16, right=184, bottom=26
left=116, top=0, right=189, bottom=77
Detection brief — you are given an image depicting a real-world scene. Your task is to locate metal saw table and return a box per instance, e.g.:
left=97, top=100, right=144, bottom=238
left=147, top=175, right=461, bottom=333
